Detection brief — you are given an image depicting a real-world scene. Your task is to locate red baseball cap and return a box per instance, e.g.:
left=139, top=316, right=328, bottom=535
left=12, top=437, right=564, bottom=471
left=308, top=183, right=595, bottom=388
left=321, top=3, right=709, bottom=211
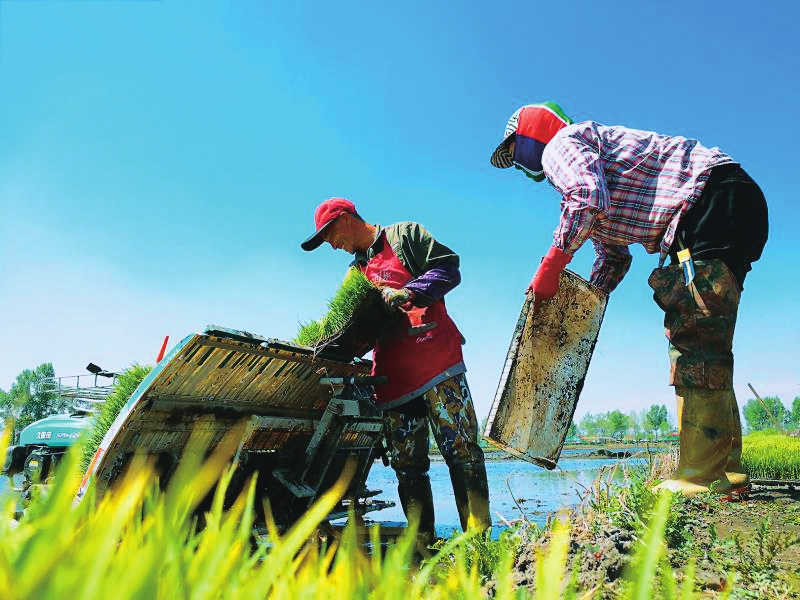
left=301, top=197, right=358, bottom=251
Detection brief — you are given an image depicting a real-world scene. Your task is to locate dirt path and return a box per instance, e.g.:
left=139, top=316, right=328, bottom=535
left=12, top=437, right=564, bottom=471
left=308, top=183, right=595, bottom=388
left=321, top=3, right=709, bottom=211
left=696, top=485, right=800, bottom=596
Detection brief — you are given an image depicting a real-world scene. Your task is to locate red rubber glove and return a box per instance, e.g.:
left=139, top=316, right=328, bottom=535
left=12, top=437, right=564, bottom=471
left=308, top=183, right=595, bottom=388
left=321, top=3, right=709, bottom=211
left=527, top=246, right=572, bottom=300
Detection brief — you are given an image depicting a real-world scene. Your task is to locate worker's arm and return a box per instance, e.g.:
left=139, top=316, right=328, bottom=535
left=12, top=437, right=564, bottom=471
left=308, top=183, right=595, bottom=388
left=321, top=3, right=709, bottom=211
left=528, top=128, right=609, bottom=300
left=387, top=222, right=461, bottom=307
left=404, top=262, right=461, bottom=307
left=590, top=240, right=632, bottom=293
left=545, top=129, right=609, bottom=258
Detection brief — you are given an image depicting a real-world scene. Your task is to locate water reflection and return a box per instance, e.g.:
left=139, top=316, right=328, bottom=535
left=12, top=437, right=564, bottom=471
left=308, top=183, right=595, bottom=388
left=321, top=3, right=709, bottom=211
left=364, top=456, right=647, bottom=538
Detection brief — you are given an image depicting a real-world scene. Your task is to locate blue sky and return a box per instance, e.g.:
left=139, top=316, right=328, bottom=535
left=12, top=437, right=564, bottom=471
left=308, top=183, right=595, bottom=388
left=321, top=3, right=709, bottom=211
left=1, top=0, right=798, bottom=422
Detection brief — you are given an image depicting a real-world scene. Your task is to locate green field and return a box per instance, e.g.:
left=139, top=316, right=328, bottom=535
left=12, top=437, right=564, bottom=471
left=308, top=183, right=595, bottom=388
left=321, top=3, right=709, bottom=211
left=742, top=431, right=800, bottom=480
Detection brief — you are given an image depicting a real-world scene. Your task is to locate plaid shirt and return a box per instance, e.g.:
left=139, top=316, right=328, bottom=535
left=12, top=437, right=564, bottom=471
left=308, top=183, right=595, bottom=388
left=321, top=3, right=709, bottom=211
left=542, top=122, right=735, bottom=292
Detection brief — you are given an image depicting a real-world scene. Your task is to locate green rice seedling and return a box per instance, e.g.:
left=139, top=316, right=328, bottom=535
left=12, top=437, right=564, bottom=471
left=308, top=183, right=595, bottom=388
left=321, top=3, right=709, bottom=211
left=535, top=518, right=573, bottom=599
left=0, top=427, right=715, bottom=599
left=625, top=491, right=671, bottom=600
left=742, top=431, right=800, bottom=480
left=294, top=268, right=379, bottom=347
left=0, top=428, right=343, bottom=598
left=432, top=524, right=526, bottom=585
left=78, top=364, right=152, bottom=474
left=623, top=491, right=697, bottom=600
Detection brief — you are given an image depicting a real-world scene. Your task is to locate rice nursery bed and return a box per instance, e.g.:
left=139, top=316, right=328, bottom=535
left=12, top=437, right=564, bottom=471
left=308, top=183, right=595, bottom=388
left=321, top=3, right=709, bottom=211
left=742, top=431, right=800, bottom=480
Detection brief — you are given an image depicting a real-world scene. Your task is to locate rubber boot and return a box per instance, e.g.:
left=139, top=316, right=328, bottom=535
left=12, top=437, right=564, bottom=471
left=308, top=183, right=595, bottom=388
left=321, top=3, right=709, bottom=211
left=448, top=461, right=491, bottom=532
left=672, top=395, right=749, bottom=487
left=725, top=390, right=750, bottom=490
left=653, top=387, right=733, bottom=495
left=397, top=474, right=437, bottom=545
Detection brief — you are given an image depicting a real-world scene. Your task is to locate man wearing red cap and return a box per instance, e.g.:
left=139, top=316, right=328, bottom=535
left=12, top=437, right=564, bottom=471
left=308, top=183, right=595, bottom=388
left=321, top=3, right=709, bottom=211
left=302, top=198, right=490, bottom=540
left=490, top=102, right=768, bottom=496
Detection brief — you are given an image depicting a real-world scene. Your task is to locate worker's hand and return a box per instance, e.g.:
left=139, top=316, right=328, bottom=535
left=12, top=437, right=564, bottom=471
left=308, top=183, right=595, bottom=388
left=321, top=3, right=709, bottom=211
left=381, top=287, right=414, bottom=309
left=526, top=246, right=572, bottom=301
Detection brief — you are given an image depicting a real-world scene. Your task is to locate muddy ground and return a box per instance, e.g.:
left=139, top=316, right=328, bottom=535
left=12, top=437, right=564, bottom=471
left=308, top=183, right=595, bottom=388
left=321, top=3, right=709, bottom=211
left=508, top=483, right=800, bottom=598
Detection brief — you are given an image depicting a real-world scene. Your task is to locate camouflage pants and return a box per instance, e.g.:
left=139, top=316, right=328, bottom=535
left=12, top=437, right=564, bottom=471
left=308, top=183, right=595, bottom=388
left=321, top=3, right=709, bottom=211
left=384, top=373, right=485, bottom=481
left=648, top=259, right=740, bottom=390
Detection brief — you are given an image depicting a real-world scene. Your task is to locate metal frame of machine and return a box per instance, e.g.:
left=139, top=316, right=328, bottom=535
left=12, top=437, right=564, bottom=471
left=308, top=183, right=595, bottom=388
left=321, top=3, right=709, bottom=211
left=76, top=325, right=393, bottom=528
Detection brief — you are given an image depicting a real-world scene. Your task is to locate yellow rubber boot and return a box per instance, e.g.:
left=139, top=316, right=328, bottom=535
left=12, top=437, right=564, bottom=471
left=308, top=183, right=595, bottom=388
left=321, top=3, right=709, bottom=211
left=448, top=462, right=492, bottom=532
left=725, top=390, right=750, bottom=490
left=674, top=391, right=747, bottom=489
left=654, top=387, right=733, bottom=495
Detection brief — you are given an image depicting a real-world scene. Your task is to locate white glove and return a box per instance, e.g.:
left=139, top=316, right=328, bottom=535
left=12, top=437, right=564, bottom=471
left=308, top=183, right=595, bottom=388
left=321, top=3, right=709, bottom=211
left=381, top=287, right=414, bottom=309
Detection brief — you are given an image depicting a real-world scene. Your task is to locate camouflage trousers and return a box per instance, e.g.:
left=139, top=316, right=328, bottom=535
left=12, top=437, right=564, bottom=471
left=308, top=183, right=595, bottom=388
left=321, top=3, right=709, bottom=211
left=384, top=373, right=485, bottom=480
left=648, top=259, right=740, bottom=390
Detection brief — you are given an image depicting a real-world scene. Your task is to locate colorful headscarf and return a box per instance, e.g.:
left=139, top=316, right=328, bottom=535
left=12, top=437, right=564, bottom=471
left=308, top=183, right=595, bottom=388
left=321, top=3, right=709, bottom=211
left=490, top=101, right=573, bottom=182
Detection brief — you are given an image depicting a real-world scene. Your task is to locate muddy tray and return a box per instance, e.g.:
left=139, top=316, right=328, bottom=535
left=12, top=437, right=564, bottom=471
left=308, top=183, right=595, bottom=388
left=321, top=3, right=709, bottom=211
left=484, top=270, right=608, bottom=469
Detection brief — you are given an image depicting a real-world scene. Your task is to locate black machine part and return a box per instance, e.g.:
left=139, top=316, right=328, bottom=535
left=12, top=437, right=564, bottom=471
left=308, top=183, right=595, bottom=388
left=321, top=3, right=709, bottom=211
left=23, top=447, right=61, bottom=488
left=2, top=445, right=27, bottom=477
left=318, top=375, right=388, bottom=387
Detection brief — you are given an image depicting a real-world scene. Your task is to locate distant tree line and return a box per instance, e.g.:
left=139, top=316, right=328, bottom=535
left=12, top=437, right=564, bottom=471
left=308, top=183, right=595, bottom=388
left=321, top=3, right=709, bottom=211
left=567, top=395, right=800, bottom=441
left=571, top=404, right=674, bottom=441
left=4, top=363, right=797, bottom=442
left=0, top=363, right=71, bottom=436
left=742, top=395, right=800, bottom=434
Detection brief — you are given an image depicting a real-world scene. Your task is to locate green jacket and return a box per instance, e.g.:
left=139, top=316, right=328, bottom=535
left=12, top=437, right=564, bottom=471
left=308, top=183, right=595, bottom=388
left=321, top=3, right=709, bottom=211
left=354, top=221, right=459, bottom=277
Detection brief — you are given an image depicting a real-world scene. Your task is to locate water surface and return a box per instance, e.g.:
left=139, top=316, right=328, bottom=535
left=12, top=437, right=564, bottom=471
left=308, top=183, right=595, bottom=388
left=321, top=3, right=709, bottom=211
left=363, top=456, right=646, bottom=538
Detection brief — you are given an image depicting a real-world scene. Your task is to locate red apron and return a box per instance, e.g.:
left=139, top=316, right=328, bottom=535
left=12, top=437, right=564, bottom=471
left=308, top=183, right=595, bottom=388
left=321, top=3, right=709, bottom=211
left=360, top=233, right=465, bottom=408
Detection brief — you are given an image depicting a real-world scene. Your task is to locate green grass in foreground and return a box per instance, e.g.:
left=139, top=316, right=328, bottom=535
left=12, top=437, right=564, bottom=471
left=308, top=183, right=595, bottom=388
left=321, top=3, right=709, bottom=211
left=294, top=268, right=378, bottom=348
left=0, top=431, right=706, bottom=599
left=742, top=430, right=800, bottom=480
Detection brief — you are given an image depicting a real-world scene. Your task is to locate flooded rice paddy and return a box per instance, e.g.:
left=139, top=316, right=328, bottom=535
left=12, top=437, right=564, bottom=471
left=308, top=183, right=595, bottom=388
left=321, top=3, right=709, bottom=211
left=363, top=450, right=648, bottom=538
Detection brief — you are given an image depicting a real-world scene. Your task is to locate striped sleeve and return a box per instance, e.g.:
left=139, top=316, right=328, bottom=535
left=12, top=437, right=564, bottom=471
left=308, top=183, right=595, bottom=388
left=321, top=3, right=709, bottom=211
left=544, top=128, right=609, bottom=256
left=590, top=240, right=632, bottom=293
